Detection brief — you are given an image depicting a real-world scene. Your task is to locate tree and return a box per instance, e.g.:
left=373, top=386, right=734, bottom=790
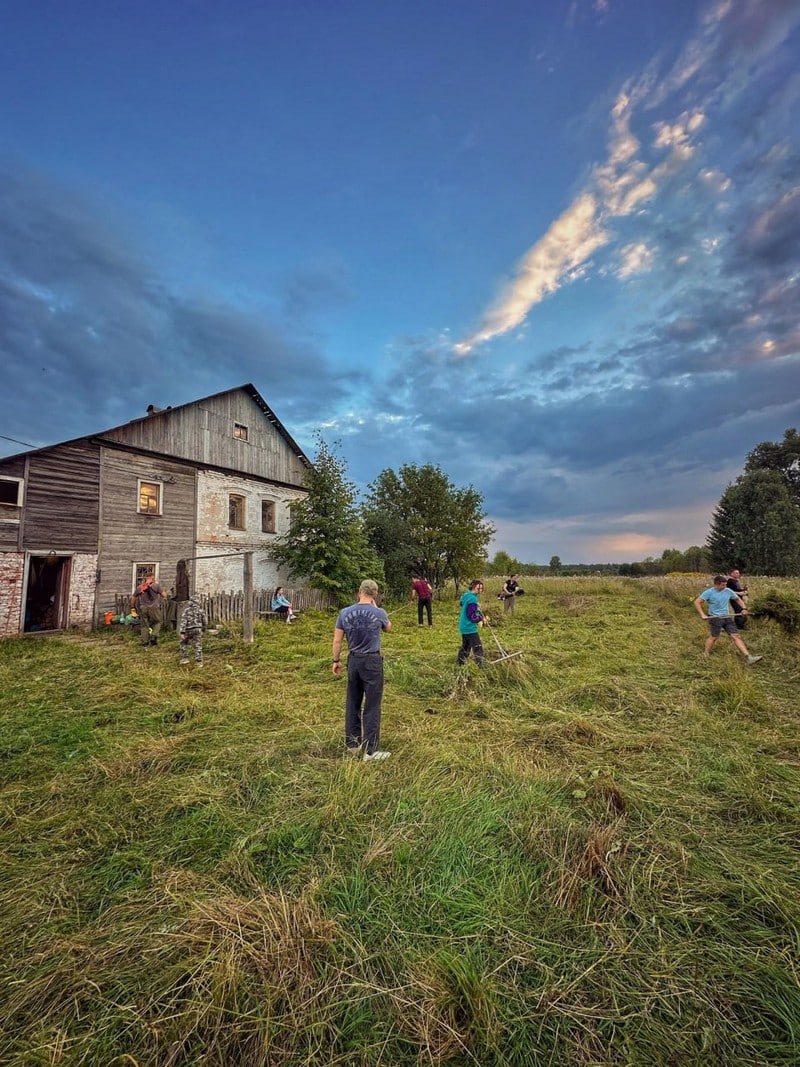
left=707, top=428, right=800, bottom=576
left=707, top=468, right=800, bottom=576
left=270, top=434, right=384, bottom=605
left=363, top=510, right=414, bottom=600
left=683, top=546, right=709, bottom=573
left=660, top=548, right=685, bottom=574
left=744, top=428, right=800, bottom=501
left=364, top=464, right=494, bottom=592
left=549, top=555, right=561, bottom=574
left=489, top=550, right=524, bottom=576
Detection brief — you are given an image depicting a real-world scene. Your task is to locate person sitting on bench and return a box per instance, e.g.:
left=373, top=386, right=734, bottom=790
left=271, top=586, right=297, bottom=623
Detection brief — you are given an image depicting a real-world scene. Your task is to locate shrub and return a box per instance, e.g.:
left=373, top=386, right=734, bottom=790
left=750, top=589, right=800, bottom=635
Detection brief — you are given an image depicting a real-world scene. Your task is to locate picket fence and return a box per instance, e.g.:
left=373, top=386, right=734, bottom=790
left=113, top=587, right=335, bottom=627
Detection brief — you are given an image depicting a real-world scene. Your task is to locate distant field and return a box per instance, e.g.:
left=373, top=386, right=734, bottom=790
left=1, top=576, right=798, bottom=1066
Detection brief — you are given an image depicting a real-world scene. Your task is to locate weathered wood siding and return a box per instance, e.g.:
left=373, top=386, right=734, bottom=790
left=100, top=390, right=307, bottom=486
left=96, top=448, right=197, bottom=614
left=20, top=444, right=100, bottom=551
left=0, top=524, right=22, bottom=551
left=0, top=455, right=26, bottom=551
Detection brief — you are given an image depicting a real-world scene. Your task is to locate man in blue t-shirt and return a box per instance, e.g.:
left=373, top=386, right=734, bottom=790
left=694, top=576, right=762, bottom=664
left=332, top=579, right=392, bottom=760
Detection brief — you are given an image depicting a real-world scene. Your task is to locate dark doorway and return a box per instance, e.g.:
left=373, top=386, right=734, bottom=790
left=24, top=555, right=72, bottom=632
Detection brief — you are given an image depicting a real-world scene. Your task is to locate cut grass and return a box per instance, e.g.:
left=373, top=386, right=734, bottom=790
left=1, top=577, right=798, bottom=1065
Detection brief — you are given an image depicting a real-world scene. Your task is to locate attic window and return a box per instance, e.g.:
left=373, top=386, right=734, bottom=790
left=233, top=423, right=249, bottom=442
left=0, top=477, right=23, bottom=507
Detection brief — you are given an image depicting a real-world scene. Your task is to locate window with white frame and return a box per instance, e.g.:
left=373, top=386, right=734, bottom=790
left=233, top=422, right=249, bottom=442
left=138, top=480, right=162, bottom=515
left=0, top=477, right=23, bottom=511
left=229, top=493, right=246, bottom=530
left=261, top=499, right=276, bottom=533
left=133, top=562, right=159, bottom=591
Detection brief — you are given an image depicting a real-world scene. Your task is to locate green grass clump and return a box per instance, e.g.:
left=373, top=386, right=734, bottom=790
left=751, top=588, right=800, bottom=635
left=1, top=577, right=799, bottom=1065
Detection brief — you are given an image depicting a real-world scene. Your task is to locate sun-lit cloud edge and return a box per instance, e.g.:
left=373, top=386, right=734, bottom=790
left=451, top=5, right=743, bottom=357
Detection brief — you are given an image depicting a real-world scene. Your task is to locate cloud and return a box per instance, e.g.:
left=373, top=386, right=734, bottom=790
left=280, top=257, right=355, bottom=322
left=453, top=193, right=608, bottom=355
left=0, top=162, right=344, bottom=452
left=451, top=0, right=798, bottom=357
left=616, top=241, right=654, bottom=279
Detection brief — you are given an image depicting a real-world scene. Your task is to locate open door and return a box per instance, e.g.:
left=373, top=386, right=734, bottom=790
left=24, top=554, right=72, bottom=633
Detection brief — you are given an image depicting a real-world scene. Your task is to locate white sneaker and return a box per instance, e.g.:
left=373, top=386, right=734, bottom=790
left=363, top=750, right=391, bottom=761
left=746, top=655, right=763, bottom=665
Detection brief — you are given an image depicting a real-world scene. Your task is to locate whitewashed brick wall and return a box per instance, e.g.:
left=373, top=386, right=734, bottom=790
left=68, top=553, right=99, bottom=630
left=0, top=553, right=24, bottom=638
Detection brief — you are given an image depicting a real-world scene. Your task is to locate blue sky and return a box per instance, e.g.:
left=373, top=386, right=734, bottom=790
left=1, top=0, right=798, bottom=563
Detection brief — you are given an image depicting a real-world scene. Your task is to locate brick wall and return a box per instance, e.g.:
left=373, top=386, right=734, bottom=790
left=0, top=553, right=24, bottom=638
left=68, top=553, right=99, bottom=630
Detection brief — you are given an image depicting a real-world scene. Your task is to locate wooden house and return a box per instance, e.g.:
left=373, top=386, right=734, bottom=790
left=0, top=385, right=311, bottom=637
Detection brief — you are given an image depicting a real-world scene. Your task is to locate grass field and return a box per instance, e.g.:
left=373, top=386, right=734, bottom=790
left=1, top=576, right=799, bottom=1066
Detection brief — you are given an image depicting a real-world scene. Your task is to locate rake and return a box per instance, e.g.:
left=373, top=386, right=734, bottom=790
left=482, top=616, right=524, bottom=664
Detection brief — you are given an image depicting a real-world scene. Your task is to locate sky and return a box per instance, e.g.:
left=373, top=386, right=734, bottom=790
left=1, top=0, right=799, bottom=564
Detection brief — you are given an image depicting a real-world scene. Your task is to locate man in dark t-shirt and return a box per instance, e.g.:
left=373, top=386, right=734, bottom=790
left=726, top=569, right=748, bottom=630
left=332, top=579, right=392, bottom=760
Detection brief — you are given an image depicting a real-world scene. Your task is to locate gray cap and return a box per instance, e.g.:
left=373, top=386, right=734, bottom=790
left=359, top=579, right=379, bottom=598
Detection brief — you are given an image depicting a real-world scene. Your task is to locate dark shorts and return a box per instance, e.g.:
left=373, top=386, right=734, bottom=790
left=708, top=617, right=739, bottom=638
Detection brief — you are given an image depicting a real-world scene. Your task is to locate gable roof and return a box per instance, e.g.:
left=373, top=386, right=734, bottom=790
left=0, top=384, right=312, bottom=468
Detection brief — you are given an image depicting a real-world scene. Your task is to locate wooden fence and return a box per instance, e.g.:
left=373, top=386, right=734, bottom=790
left=113, top=587, right=335, bottom=627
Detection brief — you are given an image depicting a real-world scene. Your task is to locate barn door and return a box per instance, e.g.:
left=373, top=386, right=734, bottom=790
left=54, top=557, right=72, bottom=629
left=24, top=554, right=72, bottom=632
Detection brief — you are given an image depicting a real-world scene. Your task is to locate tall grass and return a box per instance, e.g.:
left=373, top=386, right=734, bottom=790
left=1, top=577, right=799, bottom=1065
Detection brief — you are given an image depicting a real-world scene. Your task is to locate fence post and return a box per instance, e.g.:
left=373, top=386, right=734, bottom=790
left=243, top=552, right=254, bottom=644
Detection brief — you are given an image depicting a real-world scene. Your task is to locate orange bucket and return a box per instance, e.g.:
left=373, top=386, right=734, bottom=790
left=104, top=610, right=114, bottom=625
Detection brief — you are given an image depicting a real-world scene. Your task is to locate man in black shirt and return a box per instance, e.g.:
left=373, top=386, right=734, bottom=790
left=726, top=569, right=748, bottom=630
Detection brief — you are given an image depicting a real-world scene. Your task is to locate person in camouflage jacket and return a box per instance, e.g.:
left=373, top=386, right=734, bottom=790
left=179, top=594, right=207, bottom=666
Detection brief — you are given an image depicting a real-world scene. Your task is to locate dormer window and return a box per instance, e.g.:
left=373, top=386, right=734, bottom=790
left=233, top=423, right=249, bottom=442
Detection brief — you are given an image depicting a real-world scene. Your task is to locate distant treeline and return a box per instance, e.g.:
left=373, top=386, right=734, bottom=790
left=487, top=546, right=711, bottom=578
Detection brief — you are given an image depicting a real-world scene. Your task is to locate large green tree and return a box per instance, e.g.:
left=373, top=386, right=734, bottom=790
left=744, top=428, right=800, bottom=499
left=364, top=464, right=494, bottom=592
left=708, top=428, right=800, bottom=575
left=270, top=434, right=384, bottom=604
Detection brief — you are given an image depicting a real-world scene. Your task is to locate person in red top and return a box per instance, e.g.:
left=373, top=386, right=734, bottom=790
left=411, top=576, right=433, bottom=627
